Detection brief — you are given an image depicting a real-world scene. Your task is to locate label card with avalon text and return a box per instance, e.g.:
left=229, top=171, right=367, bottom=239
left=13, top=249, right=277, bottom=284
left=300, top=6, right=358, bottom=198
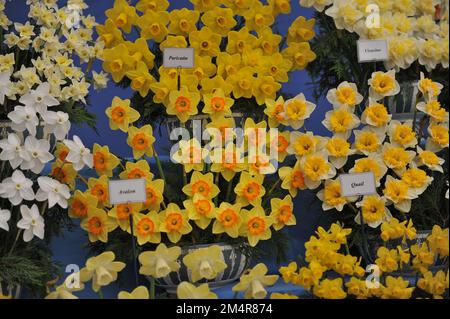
left=357, top=39, right=388, bottom=63
left=163, top=48, right=195, bottom=69
left=108, top=179, right=147, bottom=205
left=339, top=172, right=377, bottom=197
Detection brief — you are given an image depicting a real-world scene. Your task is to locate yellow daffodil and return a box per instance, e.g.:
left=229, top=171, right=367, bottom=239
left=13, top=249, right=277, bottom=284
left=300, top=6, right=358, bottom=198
left=322, top=107, right=360, bottom=139
left=182, top=171, right=220, bottom=200
left=69, top=190, right=98, bottom=219
left=228, top=66, right=257, bottom=99
left=183, top=245, right=227, bottom=282
left=210, top=144, right=246, bottom=182
left=167, top=86, right=201, bottom=123
left=223, top=0, right=255, bottom=15
left=381, top=218, right=417, bottom=242
left=282, top=42, right=316, bottom=70
left=300, top=152, right=336, bottom=190
left=201, top=75, right=234, bottom=96
left=184, top=197, right=215, bottom=230
left=213, top=202, right=243, bottom=238
left=80, top=252, right=126, bottom=292
left=160, top=35, right=188, bottom=50
left=126, top=61, right=156, bottom=97
left=206, top=116, right=236, bottom=147
left=383, top=175, right=418, bottom=213
left=264, top=96, right=288, bottom=127
left=189, top=54, right=217, bottom=81
left=415, top=146, right=445, bottom=173
left=149, top=75, right=177, bottom=106
left=50, top=160, right=77, bottom=190
left=345, top=277, right=372, bottom=299
left=201, top=7, right=236, bottom=36
left=317, top=179, right=354, bottom=212
left=325, top=136, right=354, bottom=169
left=270, top=293, right=299, bottom=299
left=96, top=19, right=124, bottom=48
left=226, top=27, right=258, bottom=54
left=244, top=118, right=267, bottom=151
left=246, top=153, right=276, bottom=175
left=168, top=8, right=199, bottom=36
left=380, top=276, right=414, bottom=299
left=288, top=131, right=325, bottom=159
left=242, top=2, right=275, bottom=32
left=287, top=16, right=315, bottom=43
left=177, top=282, right=217, bottom=299
left=313, top=278, right=347, bottom=299
left=93, top=144, right=120, bottom=177
left=54, top=142, right=70, bottom=162
left=418, top=271, right=448, bottom=297
left=349, top=154, right=387, bottom=187
left=418, top=72, right=443, bottom=100
left=105, top=96, right=140, bottom=132
left=327, top=81, right=363, bottom=109
left=102, top=44, right=134, bottom=82
left=375, top=247, right=399, bottom=273
left=144, top=179, right=165, bottom=211
left=388, top=120, right=417, bottom=149
left=268, top=131, right=290, bottom=162
left=134, top=211, right=161, bottom=245
left=416, top=99, right=449, bottom=123
left=105, top=0, right=138, bottom=33
left=118, top=286, right=149, bottom=299
left=401, top=167, right=433, bottom=196
left=136, top=0, right=169, bottom=13
left=119, top=160, right=154, bottom=180
left=87, top=175, right=111, bottom=207
left=189, top=26, right=221, bottom=57
left=203, top=88, right=234, bottom=119
left=137, top=10, right=169, bottom=42
left=368, top=70, right=400, bottom=101
left=270, top=195, right=296, bottom=231
left=139, top=243, right=181, bottom=278
left=171, top=138, right=206, bottom=172
left=427, top=225, right=449, bottom=258
left=257, top=27, right=282, bottom=55
left=232, top=263, right=279, bottom=299
left=278, top=161, right=307, bottom=197
left=126, top=125, right=156, bottom=159
left=216, top=52, right=242, bottom=79
left=381, top=143, right=416, bottom=175
left=361, top=100, right=392, bottom=128
left=411, top=243, right=435, bottom=274
left=108, top=202, right=143, bottom=232
left=283, top=93, right=316, bottom=129
left=353, top=126, right=384, bottom=156
left=234, top=172, right=266, bottom=207
left=258, top=53, right=292, bottom=82
left=126, top=37, right=156, bottom=69
left=355, top=195, right=392, bottom=228
left=240, top=207, right=273, bottom=247
left=426, top=124, right=449, bottom=152
left=252, top=75, right=281, bottom=106
left=159, top=203, right=192, bottom=243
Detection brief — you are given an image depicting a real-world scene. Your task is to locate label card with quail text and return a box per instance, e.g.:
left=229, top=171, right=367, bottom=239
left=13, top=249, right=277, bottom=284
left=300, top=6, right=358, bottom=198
left=357, top=39, right=388, bottom=63
left=163, top=48, right=195, bottom=68
left=339, top=172, right=377, bottom=197
left=108, top=179, right=147, bottom=205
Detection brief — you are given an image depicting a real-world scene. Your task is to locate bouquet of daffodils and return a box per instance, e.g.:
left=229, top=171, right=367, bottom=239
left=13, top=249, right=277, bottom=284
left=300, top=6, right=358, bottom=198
left=97, top=0, right=317, bottom=123
left=0, top=0, right=105, bottom=298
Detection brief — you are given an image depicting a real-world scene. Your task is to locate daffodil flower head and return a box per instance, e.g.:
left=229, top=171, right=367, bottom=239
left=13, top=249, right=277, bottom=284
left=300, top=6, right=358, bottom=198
left=177, top=282, right=217, bottom=299
left=232, top=263, right=279, bottom=299
left=139, top=243, right=181, bottom=278
left=183, top=245, right=227, bottom=282
left=105, top=96, right=140, bottom=132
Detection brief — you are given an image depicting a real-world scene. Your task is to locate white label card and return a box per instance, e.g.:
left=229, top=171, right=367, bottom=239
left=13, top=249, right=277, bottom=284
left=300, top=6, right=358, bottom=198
left=339, top=172, right=377, bottom=197
left=163, top=48, right=195, bottom=68
left=108, top=179, right=147, bottom=205
left=357, top=39, right=388, bottom=63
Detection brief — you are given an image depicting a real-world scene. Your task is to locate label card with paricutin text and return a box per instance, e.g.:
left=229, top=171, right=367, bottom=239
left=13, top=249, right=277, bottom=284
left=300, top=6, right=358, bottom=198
left=339, top=172, right=377, bottom=197
left=108, top=179, right=147, bottom=205
left=357, top=39, right=388, bottom=63
left=163, top=48, right=195, bottom=68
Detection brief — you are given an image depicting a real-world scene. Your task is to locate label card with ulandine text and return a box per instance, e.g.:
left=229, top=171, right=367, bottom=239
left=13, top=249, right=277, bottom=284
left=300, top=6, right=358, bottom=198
left=163, top=48, right=195, bottom=68
left=339, top=172, right=377, bottom=197
left=108, top=179, right=147, bottom=205
left=357, top=39, right=388, bottom=63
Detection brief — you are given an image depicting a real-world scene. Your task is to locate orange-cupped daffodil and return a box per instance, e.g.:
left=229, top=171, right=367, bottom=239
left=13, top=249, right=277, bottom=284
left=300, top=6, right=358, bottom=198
left=159, top=203, right=193, bottom=243
left=212, top=202, right=243, bottom=238
left=270, top=195, right=296, bottom=231
left=240, top=206, right=273, bottom=247
left=92, top=144, right=120, bottom=177
left=133, top=211, right=161, bottom=245
left=126, top=125, right=156, bottom=159
left=69, top=190, right=98, bottom=219
left=105, top=96, right=140, bottom=132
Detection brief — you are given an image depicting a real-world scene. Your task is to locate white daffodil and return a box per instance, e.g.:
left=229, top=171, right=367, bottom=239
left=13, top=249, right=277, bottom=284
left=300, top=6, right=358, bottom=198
left=64, top=135, right=93, bottom=171
left=324, top=136, right=355, bottom=169
left=17, top=204, right=45, bottom=242
left=92, top=71, right=109, bottom=90
left=19, top=82, right=59, bottom=113
left=7, top=105, right=39, bottom=136
left=353, top=126, right=385, bottom=156
left=21, top=136, right=54, bottom=174
left=326, top=81, right=363, bottom=109
left=300, top=151, right=337, bottom=190
left=387, top=120, right=418, bottom=149
left=355, top=195, right=392, bottom=229
left=414, top=146, right=445, bottom=173
left=0, top=170, right=35, bottom=206
left=368, top=70, right=400, bottom=101
left=42, top=111, right=71, bottom=140
left=0, top=209, right=11, bottom=231
left=36, top=176, right=70, bottom=209
left=281, top=93, right=316, bottom=130
left=382, top=175, right=418, bottom=213
left=299, top=0, right=333, bottom=12
left=325, top=0, right=363, bottom=33
left=0, top=71, right=12, bottom=104
left=322, top=107, right=360, bottom=139
left=0, top=133, right=30, bottom=169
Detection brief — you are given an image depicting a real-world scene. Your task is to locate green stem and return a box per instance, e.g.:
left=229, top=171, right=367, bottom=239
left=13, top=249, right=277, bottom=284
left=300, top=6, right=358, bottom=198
left=98, top=288, right=104, bottom=299
left=150, top=277, right=156, bottom=300
left=225, top=175, right=234, bottom=203
left=7, top=229, right=22, bottom=256
left=153, top=148, right=166, bottom=182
